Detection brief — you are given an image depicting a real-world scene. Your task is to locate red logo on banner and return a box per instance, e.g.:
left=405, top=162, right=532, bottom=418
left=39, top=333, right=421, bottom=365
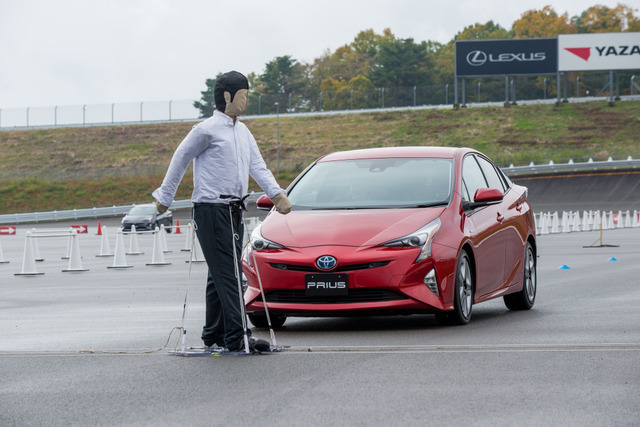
left=565, top=47, right=591, bottom=61
left=70, top=224, right=88, bottom=234
left=0, top=226, right=17, bottom=235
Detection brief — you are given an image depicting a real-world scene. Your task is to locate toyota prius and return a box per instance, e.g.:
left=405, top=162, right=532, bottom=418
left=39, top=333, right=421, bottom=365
left=242, top=147, right=536, bottom=327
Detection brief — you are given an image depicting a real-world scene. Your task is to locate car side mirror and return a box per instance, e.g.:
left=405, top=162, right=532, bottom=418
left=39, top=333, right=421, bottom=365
left=464, top=188, right=503, bottom=211
left=256, top=194, right=275, bottom=211
left=474, top=188, right=503, bottom=204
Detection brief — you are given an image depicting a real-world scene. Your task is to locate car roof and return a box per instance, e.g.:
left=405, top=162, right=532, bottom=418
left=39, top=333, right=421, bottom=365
left=317, top=146, right=468, bottom=162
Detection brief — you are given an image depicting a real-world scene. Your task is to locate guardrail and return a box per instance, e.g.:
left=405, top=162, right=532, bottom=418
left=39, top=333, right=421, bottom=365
left=503, top=156, right=639, bottom=176
left=0, top=159, right=638, bottom=225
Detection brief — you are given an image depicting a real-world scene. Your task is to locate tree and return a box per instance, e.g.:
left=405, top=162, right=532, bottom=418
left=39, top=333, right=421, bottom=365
left=193, top=73, right=222, bottom=118
left=259, top=56, right=307, bottom=112
left=370, top=37, right=431, bottom=106
left=574, top=3, right=640, bottom=33
left=455, top=20, right=511, bottom=41
left=513, top=6, right=576, bottom=38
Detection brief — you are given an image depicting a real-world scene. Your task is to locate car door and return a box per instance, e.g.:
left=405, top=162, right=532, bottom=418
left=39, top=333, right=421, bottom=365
left=462, top=154, right=506, bottom=299
left=486, top=161, right=527, bottom=287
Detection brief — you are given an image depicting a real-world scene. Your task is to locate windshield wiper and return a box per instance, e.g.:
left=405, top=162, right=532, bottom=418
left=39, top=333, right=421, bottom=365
left=408, top=201, right=449, bottom=208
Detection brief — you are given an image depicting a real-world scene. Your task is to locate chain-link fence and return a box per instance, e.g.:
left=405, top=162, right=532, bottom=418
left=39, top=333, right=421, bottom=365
left=2, top=71, right=637, bottom=129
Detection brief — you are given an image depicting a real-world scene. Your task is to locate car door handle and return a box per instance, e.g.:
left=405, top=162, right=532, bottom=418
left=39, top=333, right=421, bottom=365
left=496, top=213, right=504, bottom=223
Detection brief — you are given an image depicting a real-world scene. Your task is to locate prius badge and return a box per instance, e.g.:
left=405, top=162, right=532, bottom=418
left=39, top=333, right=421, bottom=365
left=316, top=255, right=337, bottom=271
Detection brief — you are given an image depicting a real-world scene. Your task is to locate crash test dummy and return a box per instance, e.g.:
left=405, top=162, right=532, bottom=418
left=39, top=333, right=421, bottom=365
left=152, top=71, right=291, bottom=352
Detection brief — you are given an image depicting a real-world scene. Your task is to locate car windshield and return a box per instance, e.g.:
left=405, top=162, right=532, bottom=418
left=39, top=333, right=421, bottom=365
left=288, top=157, right=453, bottom=209
left=127, top=205, right=156, bottom=216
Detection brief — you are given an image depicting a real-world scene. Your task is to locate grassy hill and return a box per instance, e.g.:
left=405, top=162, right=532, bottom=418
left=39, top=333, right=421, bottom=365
left=0, top=100, right=638, bottom=213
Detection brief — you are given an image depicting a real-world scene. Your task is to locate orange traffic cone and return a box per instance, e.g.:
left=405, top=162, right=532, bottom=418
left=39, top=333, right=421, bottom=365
left=175, top=219, right=181, bottom=234
left=96, top=220, right=102, bottom=235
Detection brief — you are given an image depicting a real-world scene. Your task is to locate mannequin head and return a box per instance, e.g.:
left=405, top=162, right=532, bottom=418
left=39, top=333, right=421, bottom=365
left=214, top=71, right=249, bottom=118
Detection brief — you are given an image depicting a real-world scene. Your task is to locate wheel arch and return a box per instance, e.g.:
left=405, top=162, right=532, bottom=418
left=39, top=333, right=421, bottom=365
left=459, top=241, right=476, bottom=295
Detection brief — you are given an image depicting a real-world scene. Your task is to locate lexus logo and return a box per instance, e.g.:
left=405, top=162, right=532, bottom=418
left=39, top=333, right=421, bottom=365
left=316, top=255, right=337, bottom=271
left=466, top=50, right=487, bottom=66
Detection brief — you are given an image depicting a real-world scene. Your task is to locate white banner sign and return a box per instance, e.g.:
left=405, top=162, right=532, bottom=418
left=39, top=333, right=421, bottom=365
left=558, top=32, right=640, bottom=71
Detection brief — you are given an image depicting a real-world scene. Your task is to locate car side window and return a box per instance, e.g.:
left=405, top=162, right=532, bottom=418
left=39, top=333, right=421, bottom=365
left=496, top=166, right=512, bottom=191
left=462, top=155, right=488, bottom=201
left=476, top=156, right=506, bottom=193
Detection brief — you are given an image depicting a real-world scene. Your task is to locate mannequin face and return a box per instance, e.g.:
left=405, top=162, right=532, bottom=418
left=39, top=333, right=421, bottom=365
left=223, top=89, right=248, bottom=118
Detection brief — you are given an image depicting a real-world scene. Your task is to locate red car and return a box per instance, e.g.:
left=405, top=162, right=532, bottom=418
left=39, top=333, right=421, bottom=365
left=242, top=147, right=536, bottom=327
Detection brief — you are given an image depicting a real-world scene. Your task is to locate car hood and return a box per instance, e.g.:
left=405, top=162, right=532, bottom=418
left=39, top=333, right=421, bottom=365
left=260, top=208, right=445, bottom=248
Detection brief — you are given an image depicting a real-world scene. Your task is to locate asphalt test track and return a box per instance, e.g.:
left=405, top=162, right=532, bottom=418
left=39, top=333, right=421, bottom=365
left=1, top=205, right=639, bottom=425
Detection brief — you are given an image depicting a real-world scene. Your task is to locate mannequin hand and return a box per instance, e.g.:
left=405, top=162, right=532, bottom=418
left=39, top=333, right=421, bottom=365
left=156, top=200, right=169, bottom=214
left=272, top=193, right=292, bottom=214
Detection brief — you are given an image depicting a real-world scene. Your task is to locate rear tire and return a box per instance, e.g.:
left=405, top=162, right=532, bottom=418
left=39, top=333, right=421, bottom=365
left=504, top=241, right=536, bottom=310
left=248, top=313, right=287, bottom=328
left=435, top=250, right=474, bottom=326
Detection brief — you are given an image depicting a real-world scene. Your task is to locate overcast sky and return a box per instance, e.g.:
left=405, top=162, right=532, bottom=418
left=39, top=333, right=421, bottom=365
left=0, top=0, right=631, bottom=109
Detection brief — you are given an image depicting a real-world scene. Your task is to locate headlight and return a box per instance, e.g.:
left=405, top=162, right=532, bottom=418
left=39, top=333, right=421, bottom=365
left=250, top=222, right=284, bottom=250
left=243, top=222, right=284, bottom=268
left=381, top=218, right=441, bottom=263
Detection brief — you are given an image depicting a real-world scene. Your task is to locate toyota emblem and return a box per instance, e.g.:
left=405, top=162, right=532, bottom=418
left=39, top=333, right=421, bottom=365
left=316, top=255, right=337, bottom=271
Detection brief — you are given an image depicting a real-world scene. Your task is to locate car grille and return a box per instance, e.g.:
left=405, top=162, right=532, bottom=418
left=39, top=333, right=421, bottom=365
left=269, top=261, right=390, bottom=273
left=264, top=289, right=409, bottom=304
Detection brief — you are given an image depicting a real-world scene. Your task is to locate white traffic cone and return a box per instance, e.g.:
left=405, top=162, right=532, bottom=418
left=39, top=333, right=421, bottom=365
left=181, top=223, right=192, bottom=252
left=146, top=228, right=171, bottom=266
left=186, top=231, right=206, bottom=263
left=607, top=211, right=615, bottom=229
left=624, top=210, right=632, bottom=228
left=96, top=226, right=113, bottom=257
left=0, top=236, right=8, bottom=264
left=571, top=211, right=581, bottom=232
left=31, top=228, right=44, bottom=262
left=561, top=211, right=570, bottom=233
left=126, top=225, right=143, bottom=255
left=108, top=229, right=133, bottom=269
left=593, top=211, right=601, bottom=230
left=63, top=231, right=89, bottom=272
left=582, top=211, right=590, bottom=232
left=616, top=210, right=624, bottom=229
left=551, top=212, right=560, bottom=234
left=160, top=224, right=172, bottom=253
left=538, top=212, right=547, bottom=235
left=15, top=232, right=44, bottom=276
left=633, top=210, right=639, bottom=228
left=62, top=233, right=72, bottom=260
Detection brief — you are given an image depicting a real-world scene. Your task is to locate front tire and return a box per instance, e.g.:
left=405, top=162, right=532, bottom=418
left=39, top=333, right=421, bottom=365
left=504, top=241, right=536, bottom=310
left=248, top=313, right=287, bottom=328
left=436, top=250, right=474, bottom=326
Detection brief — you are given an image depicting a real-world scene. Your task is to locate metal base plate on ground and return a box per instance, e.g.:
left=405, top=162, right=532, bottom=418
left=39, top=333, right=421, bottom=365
left=168, top=345, right=288, bottom=357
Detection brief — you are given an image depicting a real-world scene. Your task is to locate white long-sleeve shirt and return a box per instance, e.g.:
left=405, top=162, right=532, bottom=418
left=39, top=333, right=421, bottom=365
left=152, top=110, right=284, bottom=207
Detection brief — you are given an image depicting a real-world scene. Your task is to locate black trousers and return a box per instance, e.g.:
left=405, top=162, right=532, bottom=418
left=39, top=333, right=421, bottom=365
left=193, top=203, right=250, bottom=348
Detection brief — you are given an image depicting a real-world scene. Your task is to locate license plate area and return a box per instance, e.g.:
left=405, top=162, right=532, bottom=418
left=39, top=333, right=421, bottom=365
left=305, top=273, right=349, bottom=296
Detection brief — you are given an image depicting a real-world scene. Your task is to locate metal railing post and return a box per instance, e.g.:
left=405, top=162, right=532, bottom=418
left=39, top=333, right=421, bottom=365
left=82, top=105, right=86, bottom=125
left=26, top=107, right=30, bottom=127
